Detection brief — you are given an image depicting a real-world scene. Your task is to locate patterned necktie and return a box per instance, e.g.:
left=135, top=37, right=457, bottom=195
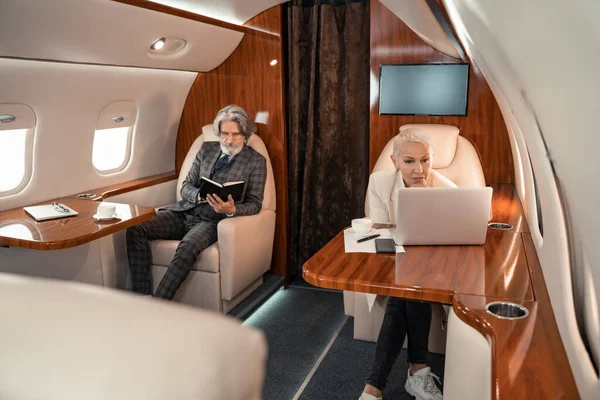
left=212, top=154, right=230, bottom=176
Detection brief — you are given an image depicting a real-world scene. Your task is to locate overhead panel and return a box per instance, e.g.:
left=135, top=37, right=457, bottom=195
left=380, top=0, right=461, bottom=59
left=148, top=0, right=289, bottom=26
left=0, top=0, right=244, bottom=71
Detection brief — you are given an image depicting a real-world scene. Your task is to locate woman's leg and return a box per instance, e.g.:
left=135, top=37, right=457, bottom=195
left=405, top=300, right=432, bottom=366
left=404, top=301, right=443, bottom=399
left=364, top=297, right=408, bottom=393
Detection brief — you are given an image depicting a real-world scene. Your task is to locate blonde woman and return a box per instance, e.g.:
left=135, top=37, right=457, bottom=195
left=360, top=130, right=452, bottom=400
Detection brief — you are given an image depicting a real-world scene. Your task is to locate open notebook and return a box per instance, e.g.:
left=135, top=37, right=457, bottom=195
left=24, top=203, right=79, bottom=221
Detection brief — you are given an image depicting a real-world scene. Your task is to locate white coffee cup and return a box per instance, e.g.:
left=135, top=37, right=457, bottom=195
left=352, top=218, right=372, bottom=234
left=98, top=203, right=116, bottom=218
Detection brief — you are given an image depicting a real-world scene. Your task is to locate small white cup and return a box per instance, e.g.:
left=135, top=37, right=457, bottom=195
left=98, top=203, right=116, bottom=218
left=352, top=218, right=372, bottom=234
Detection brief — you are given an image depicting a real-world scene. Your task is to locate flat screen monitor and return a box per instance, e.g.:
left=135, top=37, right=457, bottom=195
left=379, top=63, right=469, bottom=116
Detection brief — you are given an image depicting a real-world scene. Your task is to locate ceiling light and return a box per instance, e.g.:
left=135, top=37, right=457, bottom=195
left=151, top=38, right=166, bottom=50
left=148, top=37, right=187, bottom=55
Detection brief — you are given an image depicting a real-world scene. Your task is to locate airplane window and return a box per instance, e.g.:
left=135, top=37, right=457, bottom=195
left=92, top=127, right=131, bottom=172
left=93, top=101, right=136, bottom=174
left=0, top=129, right=27, bottom=192
left=0, top=104, right=35, bottom=198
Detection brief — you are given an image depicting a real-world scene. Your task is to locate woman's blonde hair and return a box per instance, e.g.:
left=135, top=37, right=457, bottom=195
left=392, top=128, right=432, bottom=158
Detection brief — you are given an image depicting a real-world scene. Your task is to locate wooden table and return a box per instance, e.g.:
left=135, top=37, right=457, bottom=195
left=0, top=198, right=156, bottom=250
left=302, top=185, right=578, bottom=399
left=304, top=228, right=533, bottom=304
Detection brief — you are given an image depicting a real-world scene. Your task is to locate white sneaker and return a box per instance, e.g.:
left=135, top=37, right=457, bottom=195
left=404, top=367, right=443, bottom=400
left=359, top=393, right=382, bottom=400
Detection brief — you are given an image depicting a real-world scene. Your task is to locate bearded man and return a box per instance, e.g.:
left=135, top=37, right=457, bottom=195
left=126, top=105, right=267, bottom=300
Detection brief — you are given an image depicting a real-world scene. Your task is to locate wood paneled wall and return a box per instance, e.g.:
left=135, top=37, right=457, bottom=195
left=176, top=5, right=289, bottom=279
left=370, top=0, right=514, bottom=184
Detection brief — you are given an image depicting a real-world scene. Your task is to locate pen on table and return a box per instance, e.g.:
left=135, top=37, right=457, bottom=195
left=357, top=233, right=380, bottom=243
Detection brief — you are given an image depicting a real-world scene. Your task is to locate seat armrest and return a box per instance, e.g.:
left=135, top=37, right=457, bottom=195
left=217, top=210, right=276, bottom=300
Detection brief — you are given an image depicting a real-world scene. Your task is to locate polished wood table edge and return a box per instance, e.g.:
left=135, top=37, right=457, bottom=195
left=303, top=268, right=456, bottom=304
left=489, top=184, right=530, bottom=233
left=112, top=0, right=279, bottom=38
left=0, top=209, right=155, bottom=250
left=452, top=293, right=579, bottom=399
left=0, top=199, right=156, bottom=250
left=66, top=171, right=178, bottom=201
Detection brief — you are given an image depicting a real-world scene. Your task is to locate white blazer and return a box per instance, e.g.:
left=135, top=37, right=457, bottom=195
left=367, top=169, right=457, bottom=224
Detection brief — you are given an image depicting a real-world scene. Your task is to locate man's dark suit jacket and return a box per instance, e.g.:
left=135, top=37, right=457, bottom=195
left=164, top=141, right=267, bottom=221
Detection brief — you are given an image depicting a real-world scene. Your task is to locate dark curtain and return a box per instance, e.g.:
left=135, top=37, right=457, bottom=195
left=287, top=0, right=370, bottom=276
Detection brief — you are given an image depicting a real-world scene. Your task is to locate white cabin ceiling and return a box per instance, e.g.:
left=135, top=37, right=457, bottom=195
left=0, top=0, right=244, bottom=71
left=148, top=0, right=289, bottom=25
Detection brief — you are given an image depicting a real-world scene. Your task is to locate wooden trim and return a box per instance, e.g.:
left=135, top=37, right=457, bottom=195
left=65, top=171, right=178, bottom=201
left=452, top=291, right=579, bottom=399
left=112, top=0, right=277, bottom=38
left=490, top=184, right=530, bottom=233
left=100, top=171, right=176, bottom=201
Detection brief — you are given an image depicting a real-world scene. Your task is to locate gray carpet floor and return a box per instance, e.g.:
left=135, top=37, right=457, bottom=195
left=299, top=317, right=445, bottom=400
left=241, top=281, right=446, bottom=400
left=244, top=286, right=347, bottom=400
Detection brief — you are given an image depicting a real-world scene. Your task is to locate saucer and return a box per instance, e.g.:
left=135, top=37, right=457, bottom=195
left=93, top=213, right=117, bottom=221
left=346, top=227, right=376, bottom=237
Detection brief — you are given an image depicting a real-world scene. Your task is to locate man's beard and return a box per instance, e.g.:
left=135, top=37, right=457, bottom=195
left=220, top=142, right=244, bottom=156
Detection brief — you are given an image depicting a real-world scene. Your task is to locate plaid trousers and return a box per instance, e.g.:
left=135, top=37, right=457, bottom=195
left=126, top=209, right=218, bottom=299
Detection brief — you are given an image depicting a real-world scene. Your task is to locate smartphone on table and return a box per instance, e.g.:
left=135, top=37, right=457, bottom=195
left=375, top=238, right=395, bottom=254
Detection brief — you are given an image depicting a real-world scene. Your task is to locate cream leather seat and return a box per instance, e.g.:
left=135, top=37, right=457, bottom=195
left=0, top=273, right=267, bottom=400
left=346, top=124, right=486, bottom=349
left=150, top=124, right=276, bottom=312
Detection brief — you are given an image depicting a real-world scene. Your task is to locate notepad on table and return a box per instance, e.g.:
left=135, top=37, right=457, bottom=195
left=23, top=203, right=79, bottom=221
left=198, top=177, right=245, bottom=202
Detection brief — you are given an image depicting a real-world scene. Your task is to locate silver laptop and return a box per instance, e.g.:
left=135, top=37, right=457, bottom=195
left=393, top=187, right=492, bottom=245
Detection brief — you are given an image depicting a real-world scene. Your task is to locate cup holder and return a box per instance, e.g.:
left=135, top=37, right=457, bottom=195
left=485, top=302, right=529, bottom=320
left=488, top=222, right=513, bottom=230
left=77, top=193, right=96, bottom=198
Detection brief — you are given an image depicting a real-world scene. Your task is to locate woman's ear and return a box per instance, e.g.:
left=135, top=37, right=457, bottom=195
left=390, top=154, right=396, bottom=166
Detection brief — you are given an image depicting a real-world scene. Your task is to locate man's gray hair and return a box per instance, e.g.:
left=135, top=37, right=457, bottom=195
left=392, top=128, right=432, bottom=158
left=213, top=104, right=257, bottom=140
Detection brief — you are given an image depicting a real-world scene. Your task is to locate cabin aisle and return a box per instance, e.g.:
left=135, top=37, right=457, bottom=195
left=243, top=284, right=347, bottom=400
left=242, top=281, right=445, bottom=400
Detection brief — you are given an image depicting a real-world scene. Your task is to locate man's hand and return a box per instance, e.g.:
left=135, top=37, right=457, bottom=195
left=206, top=194, right=236, bottom=215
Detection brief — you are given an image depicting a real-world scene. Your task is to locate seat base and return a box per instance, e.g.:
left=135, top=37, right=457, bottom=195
left=222, top=276, right=263, bottom=314
left=151, top=265, right=222, bottom=311
left=151, top=265, right=264, bottom=314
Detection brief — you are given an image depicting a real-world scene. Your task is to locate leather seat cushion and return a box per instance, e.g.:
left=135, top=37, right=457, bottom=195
left=150, top=240, right=220, bottom=273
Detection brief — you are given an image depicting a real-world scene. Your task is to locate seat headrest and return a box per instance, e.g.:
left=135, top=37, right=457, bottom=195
left=399, top=124, right=459, bottom=169
left=177, top=124, right=276, bottom=212
left=203, top=124, right=218, bottom=142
